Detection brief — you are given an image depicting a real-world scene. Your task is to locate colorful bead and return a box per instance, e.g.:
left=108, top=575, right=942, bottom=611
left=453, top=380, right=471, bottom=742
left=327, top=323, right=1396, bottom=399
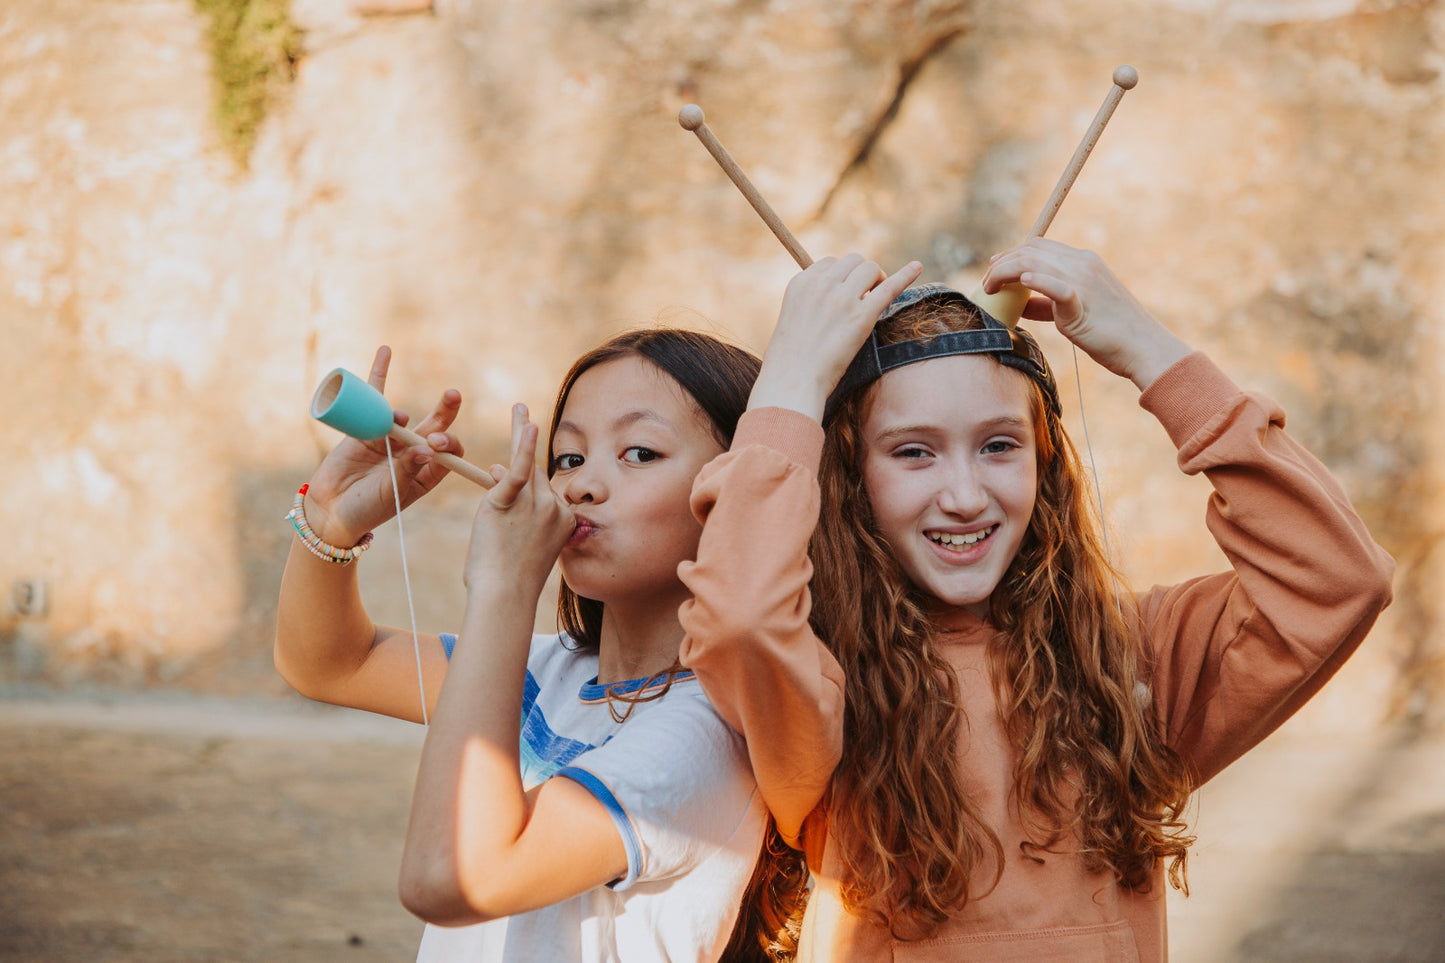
left=285, top=486, right=373, bottom=565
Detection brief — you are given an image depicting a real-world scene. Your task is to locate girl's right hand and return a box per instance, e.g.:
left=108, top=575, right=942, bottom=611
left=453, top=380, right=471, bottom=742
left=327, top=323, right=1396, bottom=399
left=302, top=346, right=467, bottom=548
left=750, top=254, right=923, bottom=421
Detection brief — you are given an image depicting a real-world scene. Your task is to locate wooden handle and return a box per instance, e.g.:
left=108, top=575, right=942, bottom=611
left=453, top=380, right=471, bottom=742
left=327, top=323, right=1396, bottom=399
left=386, top=424, right=496, bottom=489
left=679, top=104, right=813, bottom=269
left=1029, top=65, right=1138, bottom=238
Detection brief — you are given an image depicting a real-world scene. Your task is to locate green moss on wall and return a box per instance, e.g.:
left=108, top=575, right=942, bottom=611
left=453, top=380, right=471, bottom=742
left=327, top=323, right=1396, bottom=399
left=194, top=0, right=302, bottom=169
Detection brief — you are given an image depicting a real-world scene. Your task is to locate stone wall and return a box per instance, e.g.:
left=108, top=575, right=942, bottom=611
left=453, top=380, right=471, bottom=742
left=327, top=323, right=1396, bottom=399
left=1, top=0, right=1440, bottom=725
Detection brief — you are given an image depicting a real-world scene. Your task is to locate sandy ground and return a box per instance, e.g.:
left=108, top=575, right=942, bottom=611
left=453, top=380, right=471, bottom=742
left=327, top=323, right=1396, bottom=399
left=3, top=688, right=1443, bottom=962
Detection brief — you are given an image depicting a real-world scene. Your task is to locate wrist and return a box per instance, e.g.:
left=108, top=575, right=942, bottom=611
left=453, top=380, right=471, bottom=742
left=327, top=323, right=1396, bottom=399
left=747, top=369, right=829, bottom=422
left=287, top=485, right=374, bottom=565
left=300, top=487, right=368, bottom=547
left=1126, top=331, right=1192, bottom=392
left=462, top=564, right=549, bottom=601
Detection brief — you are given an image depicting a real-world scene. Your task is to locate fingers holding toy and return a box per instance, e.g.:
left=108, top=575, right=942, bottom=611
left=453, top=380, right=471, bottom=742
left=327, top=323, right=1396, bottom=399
left=983, top=239, right=1190, bottom=389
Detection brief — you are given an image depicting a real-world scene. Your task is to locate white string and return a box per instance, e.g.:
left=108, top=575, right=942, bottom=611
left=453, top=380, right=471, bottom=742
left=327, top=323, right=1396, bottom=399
left=1069, top=344, right=1125, bottom=618
left=1070, top=344, right=1110, bottom=555
left=384, top=436, right=429, bottom=727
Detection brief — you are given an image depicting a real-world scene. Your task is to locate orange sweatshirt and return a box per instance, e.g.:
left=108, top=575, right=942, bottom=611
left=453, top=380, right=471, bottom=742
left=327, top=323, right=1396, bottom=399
left=677, top=352, right=1394, bottom=962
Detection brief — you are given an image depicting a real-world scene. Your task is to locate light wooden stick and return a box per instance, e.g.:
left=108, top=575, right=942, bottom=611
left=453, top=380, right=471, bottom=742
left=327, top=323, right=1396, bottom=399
left=679, top=104, right=813, bottom=269
left=384, top=423, right=496, bottom=489
left=1029, top=65, right=1138, bottom=238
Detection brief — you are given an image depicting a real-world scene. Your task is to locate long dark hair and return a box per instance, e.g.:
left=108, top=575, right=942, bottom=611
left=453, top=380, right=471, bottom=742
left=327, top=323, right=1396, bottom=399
left=545, top=327, right=808, bottom=960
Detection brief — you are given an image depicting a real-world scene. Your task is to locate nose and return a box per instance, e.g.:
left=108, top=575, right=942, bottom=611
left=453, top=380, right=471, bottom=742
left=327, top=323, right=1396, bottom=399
left=555, top=464, right=607, bottom=506
left=936, top=460, right=988, bottom=517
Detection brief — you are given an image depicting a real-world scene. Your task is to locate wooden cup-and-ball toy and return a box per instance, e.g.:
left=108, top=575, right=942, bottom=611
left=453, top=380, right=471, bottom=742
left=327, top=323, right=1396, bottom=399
left=680, top=65, right=1140, bottom=328
left=310, top=368, right=496, bottom=489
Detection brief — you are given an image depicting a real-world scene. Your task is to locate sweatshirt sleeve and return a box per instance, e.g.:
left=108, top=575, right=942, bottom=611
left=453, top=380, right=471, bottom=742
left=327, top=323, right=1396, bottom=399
left=676, top=407, right=844, bottom=848
left=1134, top=352, right=1395, bottom=786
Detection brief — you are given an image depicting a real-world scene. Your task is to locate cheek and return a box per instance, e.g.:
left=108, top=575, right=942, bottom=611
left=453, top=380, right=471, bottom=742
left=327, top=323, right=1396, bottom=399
left=642, top=476, right=705, bottom=543
left=860, top=459, right=887, bottom=524
left=1010, top=464, right=1040, bottom=519
left=862, top=462, right=919, bottom=532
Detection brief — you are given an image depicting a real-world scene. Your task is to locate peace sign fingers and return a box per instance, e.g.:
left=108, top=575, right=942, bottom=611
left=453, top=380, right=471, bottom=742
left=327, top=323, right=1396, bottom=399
left=486, top=405, right=538, bottom=512
left=465, top=404, right=574, bottom=594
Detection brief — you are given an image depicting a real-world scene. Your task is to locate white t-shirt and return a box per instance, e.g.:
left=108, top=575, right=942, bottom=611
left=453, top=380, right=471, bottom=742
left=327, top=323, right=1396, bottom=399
left=415, top=632, right=766, bottom=963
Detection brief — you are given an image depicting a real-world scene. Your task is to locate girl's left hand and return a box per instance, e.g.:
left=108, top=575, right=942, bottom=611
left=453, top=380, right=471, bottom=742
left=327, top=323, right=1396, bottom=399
left=981, top=238, right=1191, bottom=390
left=464, top=404, right=575, bottom=596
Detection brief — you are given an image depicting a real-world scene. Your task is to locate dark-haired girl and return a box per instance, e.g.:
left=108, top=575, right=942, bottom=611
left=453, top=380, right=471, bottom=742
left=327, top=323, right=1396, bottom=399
left=275, top=329, right=777, bottom=961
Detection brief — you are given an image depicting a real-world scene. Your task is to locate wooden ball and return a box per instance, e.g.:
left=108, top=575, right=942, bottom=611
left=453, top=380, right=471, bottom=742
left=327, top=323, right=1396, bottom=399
left=1112, top=65, right=1139, bottom=90
left=678, top=104, right=705, bottom=131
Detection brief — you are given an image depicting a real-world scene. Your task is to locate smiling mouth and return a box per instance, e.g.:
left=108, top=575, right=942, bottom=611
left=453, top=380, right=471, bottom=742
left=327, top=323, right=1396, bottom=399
left=926, top=526, right=996, bottom=551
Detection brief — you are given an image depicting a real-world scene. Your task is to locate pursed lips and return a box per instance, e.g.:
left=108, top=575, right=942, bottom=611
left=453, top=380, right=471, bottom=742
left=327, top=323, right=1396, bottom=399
left=566, top=515, right=599, bottom=548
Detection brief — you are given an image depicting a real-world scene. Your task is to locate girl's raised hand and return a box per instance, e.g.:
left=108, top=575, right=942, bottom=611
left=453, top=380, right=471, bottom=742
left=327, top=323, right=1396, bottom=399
left=464, top=404, right=575, bottom=596
left=982, top=238, right=1190, bottom=390
left=302, top=346, right=468, bottom=548
left=751, top=254, right=924, bottom=420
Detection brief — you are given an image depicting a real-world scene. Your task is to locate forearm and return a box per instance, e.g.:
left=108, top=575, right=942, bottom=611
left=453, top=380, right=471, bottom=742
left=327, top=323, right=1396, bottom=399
left=679, top=409, right=844, bottom=843
left=273, top=538, right=378, bottom=700
left=1146, top=353, right=1393, bottom=608
left=747, top=361, right=833, bottom=421
left=399, top=582, right=532, bottom=924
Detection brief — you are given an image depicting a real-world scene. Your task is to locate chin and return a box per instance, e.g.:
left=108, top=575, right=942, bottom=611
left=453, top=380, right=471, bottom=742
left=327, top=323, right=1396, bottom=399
left=913, top=574, right=997, bottom=612
left=556, top=566, right=605, bottom=606
left=936, top=591, right=990, bottom=611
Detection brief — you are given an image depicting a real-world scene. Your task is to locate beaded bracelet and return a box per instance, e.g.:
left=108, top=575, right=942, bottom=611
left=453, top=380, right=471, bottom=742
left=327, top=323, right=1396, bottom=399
left=285, top=484, right=374, bottom=565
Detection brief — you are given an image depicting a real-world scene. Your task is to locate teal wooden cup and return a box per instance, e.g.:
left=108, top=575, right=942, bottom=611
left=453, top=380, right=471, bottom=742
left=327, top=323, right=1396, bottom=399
left=309, top=368, right=395, bottom=441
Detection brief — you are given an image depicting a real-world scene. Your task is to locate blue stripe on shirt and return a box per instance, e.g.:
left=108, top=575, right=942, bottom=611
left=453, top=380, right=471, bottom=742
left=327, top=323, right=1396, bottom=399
left=556, top=765, right=642, bottom=888
left=440, top=633, right=602, bottom=785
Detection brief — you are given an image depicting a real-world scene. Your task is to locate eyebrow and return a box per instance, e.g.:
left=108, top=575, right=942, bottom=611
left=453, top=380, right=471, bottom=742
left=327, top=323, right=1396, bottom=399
left=555, top=408, right=677, bottom=438
left=871, top=415, right=1032, bottom=445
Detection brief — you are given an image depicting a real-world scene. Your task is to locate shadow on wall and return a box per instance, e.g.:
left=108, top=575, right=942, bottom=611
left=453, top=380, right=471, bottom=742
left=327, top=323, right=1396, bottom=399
left=169, top=467, right=300, bottom=697
left=1233, top=826, right=1445, bottom=962
left=1229, top=728, right=1445, bottom=963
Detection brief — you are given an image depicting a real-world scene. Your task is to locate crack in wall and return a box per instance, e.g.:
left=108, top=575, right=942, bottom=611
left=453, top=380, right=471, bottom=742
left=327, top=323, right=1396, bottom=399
left=810, top=27, right=967, bottom=223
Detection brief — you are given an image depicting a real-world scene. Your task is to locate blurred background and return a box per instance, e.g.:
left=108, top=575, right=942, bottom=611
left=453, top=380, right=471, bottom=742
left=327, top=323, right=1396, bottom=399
left=1, top=0, right=1441, bottom=960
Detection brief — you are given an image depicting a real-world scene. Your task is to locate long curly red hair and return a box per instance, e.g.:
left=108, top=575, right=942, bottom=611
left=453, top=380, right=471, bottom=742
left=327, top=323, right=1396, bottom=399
left=810, top=298, right=1196, bottom=938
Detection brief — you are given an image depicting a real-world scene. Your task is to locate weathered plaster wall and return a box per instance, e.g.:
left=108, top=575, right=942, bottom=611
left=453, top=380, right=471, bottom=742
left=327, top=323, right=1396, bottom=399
left=1, top=0, right=1440, bottom=726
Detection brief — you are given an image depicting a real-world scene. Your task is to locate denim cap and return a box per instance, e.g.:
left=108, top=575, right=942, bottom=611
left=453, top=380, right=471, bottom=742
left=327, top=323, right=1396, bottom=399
left=823, top=282, right=1063, bottom=421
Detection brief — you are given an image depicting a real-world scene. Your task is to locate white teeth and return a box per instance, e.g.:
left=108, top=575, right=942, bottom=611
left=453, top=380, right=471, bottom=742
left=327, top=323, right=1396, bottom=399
left=928, top=527, right=993, bottom=547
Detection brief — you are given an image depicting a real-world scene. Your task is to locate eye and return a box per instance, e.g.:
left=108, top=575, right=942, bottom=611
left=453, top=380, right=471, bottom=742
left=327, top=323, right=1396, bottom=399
left=551, top=452, right=584, bottom=472
left=982, top=438, right=1022, bottom=456
left=893, top=445, right=933, bottom=461
left=622, top=446, right=661, bottom=464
